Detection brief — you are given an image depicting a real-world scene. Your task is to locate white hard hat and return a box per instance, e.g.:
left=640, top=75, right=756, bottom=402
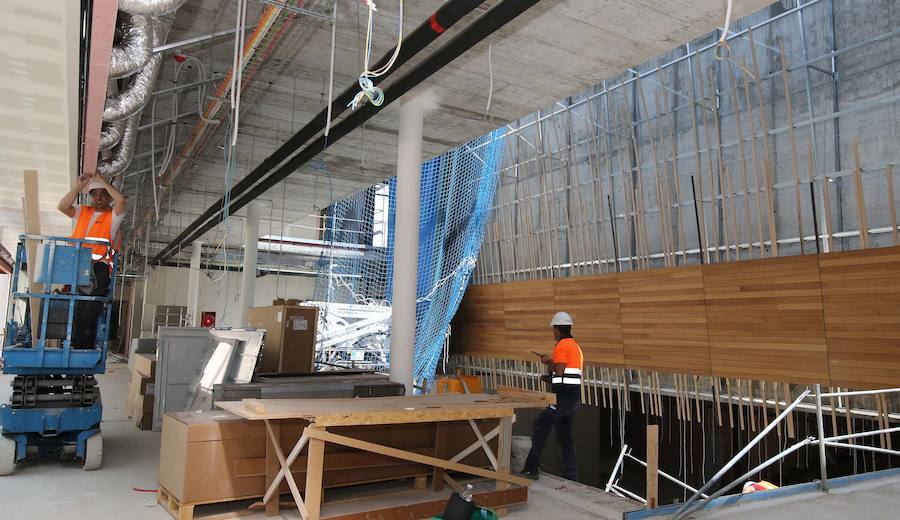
left=85, top=179, right=108, bottom=194
left=550, top=311, right=573, bottom=327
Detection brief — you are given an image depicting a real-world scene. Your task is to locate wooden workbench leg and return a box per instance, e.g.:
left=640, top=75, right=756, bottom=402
left=432, top=422, right=448, bottom=492
left=305, top=427, right=326, bottom=520
left=495, top=416, right=513, bottom=516
left=266, top=421, right=281, bottom=517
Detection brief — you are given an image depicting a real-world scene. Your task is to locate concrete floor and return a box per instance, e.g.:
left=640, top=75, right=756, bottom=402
left=0, top=362, right=638, bottom=519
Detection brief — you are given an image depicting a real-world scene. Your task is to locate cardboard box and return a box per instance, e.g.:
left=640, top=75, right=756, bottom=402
left=133, top=353, right=157, bottom=378
left=249, top=305, right=318, bottom=374
left=126, top=367, right=156, bottom=429
left=158, top=411, right=496, bottom=505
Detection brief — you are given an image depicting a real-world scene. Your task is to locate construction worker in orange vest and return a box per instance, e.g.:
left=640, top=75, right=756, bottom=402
left=58, top=173, right=126, bottom=294
left=520, top=311, right=584, bottom=481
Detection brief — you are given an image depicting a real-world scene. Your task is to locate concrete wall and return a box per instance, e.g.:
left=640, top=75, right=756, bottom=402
left=140, top=265, right=315, bottom=331
left=474, top=0, right=899, bottom=284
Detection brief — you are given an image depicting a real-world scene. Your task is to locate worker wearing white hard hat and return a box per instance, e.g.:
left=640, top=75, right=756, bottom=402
left=58, top=173, right=126, bottom=293
left=520, top=311, right=584, bottom=481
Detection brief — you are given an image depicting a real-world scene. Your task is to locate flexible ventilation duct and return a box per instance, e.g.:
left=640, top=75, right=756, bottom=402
left=103, top=20, right=168, bottom=121
left=109, top=14, right=152, bottom=79
left=97, top=116, right=139, bottom=175
left=118, top=0, right=188, bottom=16
left=99, top=118, right=126, bottom=150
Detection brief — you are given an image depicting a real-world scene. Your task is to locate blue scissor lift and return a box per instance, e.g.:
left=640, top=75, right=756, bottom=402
left=0, top=235, right=116, bottom=475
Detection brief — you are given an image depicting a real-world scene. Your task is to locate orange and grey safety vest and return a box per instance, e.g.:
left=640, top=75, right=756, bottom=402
left=551, top=337, right=584, bottom=389
left=71, top=207, right=114, bottom=262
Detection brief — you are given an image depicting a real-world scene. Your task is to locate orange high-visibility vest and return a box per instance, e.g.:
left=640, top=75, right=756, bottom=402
left=551, top=337, right=584, bottom=388
left=71, top=207, right=114, bottom=262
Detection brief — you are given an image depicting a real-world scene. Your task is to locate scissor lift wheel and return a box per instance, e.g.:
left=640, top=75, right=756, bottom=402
left=82, top=433, right=102, bottom=471
left=0, top=436, right=16, bottom=476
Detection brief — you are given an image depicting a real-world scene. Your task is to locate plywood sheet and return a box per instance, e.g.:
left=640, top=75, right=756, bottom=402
left=216, top=393, right=542, bottom=426
left=554, top=274, right=624, bottom=366
left=704, top=255, right=828, bottom=383
left=819, top=247, right=900, bottom=388
left=503, top=279, right=556, bottom=360
left=619, top=266, right=711, bottom=374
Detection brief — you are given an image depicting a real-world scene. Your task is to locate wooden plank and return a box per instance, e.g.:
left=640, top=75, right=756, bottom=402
left=495, top=416, right=513, bottom=516
left=265, top=421, right=281, bottom=517
left=851, top=139, right=869, bottom=248
left=886, top=164, right=898, bottom=245
left=780, top=41, right=805, bottom=255
left=496, top=386, right=556, bottom=406
left=431, top=423, right=448, bottom=492
left=748, top=29, right=778, bottom=257
left=646, top=424, right=659, bottom=509
left=304, top=429, right=532, bottom=488
left=305, top=427, right=326, bottom=520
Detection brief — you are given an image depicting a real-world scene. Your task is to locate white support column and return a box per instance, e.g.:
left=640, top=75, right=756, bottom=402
left=390, top=94, right=425, bottom=394
left=238, top=202, right=261, bottom=327
left=186, top=240, right=202, bottom=326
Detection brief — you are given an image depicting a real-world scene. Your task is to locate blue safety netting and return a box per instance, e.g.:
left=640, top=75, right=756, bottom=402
left=314, top=128, right=505, bottom=386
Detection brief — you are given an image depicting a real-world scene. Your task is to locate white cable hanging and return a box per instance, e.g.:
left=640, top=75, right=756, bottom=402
left=715, top=0, right=734, bottom=60
left=348, top=0, right=404, bottom=110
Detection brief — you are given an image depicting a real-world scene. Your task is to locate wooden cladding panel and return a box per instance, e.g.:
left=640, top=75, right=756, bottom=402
left=453, top=284, right=506, bottom=358
left=554, top=275, right=624, bottom=366
left=820, top=247, right=900, bottom=389
left=619, top=266, right=711, bottom=375
left=502, top=280, right=556, bottom=360
left=704, top=255, right=829, bottom=383
left=453, top=246, right=900, bottom=386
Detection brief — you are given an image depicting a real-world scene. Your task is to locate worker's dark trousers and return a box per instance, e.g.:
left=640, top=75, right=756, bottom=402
left=523, top=390, right=581, bottom=480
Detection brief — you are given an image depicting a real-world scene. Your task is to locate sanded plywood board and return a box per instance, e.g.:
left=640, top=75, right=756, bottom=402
left=704, top=255, right=829, bottom=383
left=452, top=284, right=507, bottom=358
left=619, top=266, right=712, bottom=374
left=216, top=394, right=542, bottom=427
left=503, top=279, right=556, bottom=360
left=554, top=275, right=624, bottom=366
left=819, top=246, right=900, bottom=389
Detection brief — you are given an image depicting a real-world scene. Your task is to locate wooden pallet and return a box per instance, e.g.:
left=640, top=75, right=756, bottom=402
left=157, top=485, right=255, bottom=520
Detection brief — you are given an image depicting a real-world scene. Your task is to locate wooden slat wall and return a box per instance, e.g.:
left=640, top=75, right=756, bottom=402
left=704, top=255, right=829, bottom=383
left=503, top=280, right=555, bottom=361
left=453, top=284, right=507, bottom=358
left=451, top=246, right=900, bottom=388
left=619, top=267, right=711, bottom=375
left=554, top=275, right=624, bottom=366
left=819, top=248, right=900, bottom=388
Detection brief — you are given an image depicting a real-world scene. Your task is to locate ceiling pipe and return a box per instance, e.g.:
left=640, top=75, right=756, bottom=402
left=98, top=115, right=140, bottom=175
left=118, top=0, right=189, bottom=16
left=153, top=0, right=542, bottom=263
left=153, top=0, right=493, bottom=262
left=109, top=13, right=153, bottom=79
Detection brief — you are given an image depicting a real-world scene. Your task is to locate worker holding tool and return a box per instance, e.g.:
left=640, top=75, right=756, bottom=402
left=519, top=311, right=584, bottom=481
left=57, top=173, right=126, bottom=294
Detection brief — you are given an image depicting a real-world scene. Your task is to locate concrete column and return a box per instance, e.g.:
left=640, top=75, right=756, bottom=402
left=237, top=202, right=261, bottom=327
left=186, top=240, right=202, bottom=326
left=390, top=94, right=425, bottom=394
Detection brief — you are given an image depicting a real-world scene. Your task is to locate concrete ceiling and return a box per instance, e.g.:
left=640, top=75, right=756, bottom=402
left=124, top=0, right=774, bottom=256
left=0, top=1, right=81, bottom=253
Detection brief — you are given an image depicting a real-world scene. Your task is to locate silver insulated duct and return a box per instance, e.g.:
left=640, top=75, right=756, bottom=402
left=97, top=116, right=139, bottom=176
left=109, top=14, right=152, bottom=79
left=99, top=118, right=126, bottom=150
left=103, top=20, right=168, bottom=121
left=118, top=0, right=189, bottom=16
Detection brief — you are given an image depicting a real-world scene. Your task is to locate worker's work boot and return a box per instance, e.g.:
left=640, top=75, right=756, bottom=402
left=518, top=469, right=540, bottom=481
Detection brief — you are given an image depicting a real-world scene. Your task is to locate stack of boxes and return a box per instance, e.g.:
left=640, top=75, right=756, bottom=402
left=125, top=353, right=156, bottom=430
